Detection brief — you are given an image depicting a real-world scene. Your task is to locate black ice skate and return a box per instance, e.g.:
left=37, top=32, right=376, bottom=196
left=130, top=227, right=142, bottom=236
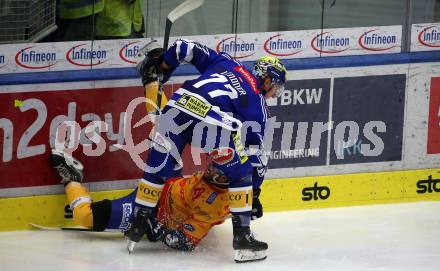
left=126, top=208, right=153, bottom=253
left=50, top=149, right=84, bottom=184
left=232, top=217, right=268, bottom=263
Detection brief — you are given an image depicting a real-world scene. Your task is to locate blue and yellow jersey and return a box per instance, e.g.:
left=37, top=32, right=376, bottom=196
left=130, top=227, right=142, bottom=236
left=164, top=39, right=268, bottom=149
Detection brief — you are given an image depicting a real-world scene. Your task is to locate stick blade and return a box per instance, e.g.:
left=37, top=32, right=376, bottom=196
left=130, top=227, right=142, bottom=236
left=29, top=223, right=91, bottom=231
left=167, top=0, right=204, bottom=23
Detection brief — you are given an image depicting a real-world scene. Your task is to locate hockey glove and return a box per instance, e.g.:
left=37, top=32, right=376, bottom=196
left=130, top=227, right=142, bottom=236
left=145, top=217, right=165, bottom=242
left=251, top=188, right=263, bottom=220
left=161, top=229, right=195, bottom=251
left=136, top=48, right=164, bottom=86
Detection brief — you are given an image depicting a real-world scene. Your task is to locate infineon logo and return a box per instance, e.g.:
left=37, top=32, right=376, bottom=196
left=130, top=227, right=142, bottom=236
left=358, top=29, right=397, bottom=51
left=311, top=31, right=350, bottom=54
left=119, top=41, right=141, bottom=64
left=216, top=37, right=255, bottom=59
left=418, top=26, right=440, bottom=48
left=263, top=33, right=302, bottom=56
left=66, top=44, right=107, bottom=67
left=15, top=46, right=57, bottom=69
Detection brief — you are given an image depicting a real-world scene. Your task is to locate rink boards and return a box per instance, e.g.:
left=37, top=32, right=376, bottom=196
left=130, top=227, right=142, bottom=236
left=0, top=167, right=439, bottom=231
left=1, top=42, right=440, bottom=231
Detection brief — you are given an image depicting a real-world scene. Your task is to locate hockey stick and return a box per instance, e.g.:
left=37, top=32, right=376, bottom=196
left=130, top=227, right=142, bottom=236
left=137, top=0, right=205, bottom=147
left=137, top=0, right=204, bottom=56
left=155, top=0, right=205, bottom=113
left=29, top=222, right=92, bottom=232
left=136, top=0, right=205, bottom=115
left=163, top=0, right=205, bottom=51
left=29, top=223, right=121, bottom=233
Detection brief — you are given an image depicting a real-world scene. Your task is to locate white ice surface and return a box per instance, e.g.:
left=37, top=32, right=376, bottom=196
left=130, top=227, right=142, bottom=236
left=1, top=201, right=439, bottom=271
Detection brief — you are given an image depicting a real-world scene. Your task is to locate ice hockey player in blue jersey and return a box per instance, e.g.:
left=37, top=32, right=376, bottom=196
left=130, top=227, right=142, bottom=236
left=126, top=39, right=287, bottom=263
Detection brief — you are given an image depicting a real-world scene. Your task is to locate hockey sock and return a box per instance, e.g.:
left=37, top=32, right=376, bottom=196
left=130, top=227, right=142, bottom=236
left=233, top=215, right=250, bottom=227
left=65, top=182, right=93, bottom=228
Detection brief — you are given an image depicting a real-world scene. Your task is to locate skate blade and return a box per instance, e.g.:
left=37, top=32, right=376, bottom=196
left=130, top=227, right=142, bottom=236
left=234, top=249, right=267, bottom=263
left=127, top=239, right=136, bottom=254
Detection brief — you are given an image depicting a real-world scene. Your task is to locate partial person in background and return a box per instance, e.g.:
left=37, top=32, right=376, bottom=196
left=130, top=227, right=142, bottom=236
left=95, top=0, right=144, bottom=39
left=56, top=0, right=143, bottom=41
left=56, top=0, right=104, bottom=41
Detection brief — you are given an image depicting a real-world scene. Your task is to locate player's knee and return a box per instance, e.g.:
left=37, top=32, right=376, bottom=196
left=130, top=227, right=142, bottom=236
left=143, top=152, right=176, bottom=183
left=90, top=199, right=112, bottom=232
left=72, top=203, right=93, bottom=228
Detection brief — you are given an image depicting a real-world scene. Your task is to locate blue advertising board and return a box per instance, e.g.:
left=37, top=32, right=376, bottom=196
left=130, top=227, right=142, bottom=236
left=329, top=74, right=406, bottom=164
left=267, top=78, right=331, bottom=168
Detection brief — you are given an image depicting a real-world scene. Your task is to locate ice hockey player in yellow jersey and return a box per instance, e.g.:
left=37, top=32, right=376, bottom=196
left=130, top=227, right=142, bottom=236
left=50, top=149, right=243, bottom=252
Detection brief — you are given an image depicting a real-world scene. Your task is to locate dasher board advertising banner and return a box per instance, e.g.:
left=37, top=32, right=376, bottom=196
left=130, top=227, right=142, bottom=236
left=0, top=25, right=402, bottom=75
left=266, top=74, right=406, bottom=169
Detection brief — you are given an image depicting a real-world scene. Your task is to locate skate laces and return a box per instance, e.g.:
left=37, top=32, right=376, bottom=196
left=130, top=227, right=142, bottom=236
left=248, top=231, right=261, bottom=242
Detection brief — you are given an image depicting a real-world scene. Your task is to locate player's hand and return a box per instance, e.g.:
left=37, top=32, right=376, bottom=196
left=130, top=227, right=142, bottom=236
left=162, top=229, right=195, bottom=251
left=145, top=217, right=165, bottom=242
left=251, top=188, right=263, bottom=220
left=137, top=48, right=164, bottom=86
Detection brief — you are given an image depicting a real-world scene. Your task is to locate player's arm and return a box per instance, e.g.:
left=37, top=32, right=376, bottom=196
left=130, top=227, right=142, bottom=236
left=138, top=39, right=220, bottom=86
left=138, top=39, right=218, bottom=112
left=162, top=39, right=222, bottom=75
